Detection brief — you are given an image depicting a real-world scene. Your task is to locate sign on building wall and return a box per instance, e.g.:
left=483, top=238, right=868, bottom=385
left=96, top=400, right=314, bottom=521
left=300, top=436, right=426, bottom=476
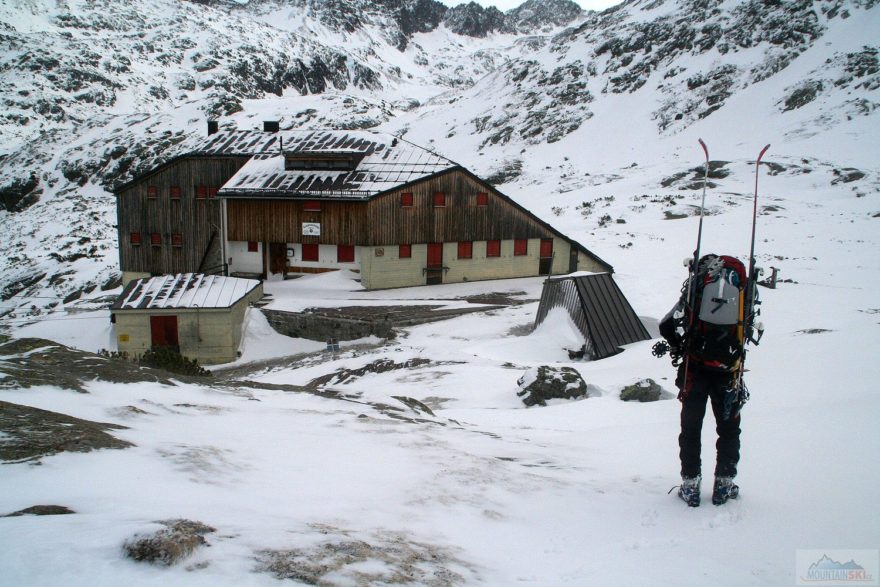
left=302, top=222, right=321, bottom=236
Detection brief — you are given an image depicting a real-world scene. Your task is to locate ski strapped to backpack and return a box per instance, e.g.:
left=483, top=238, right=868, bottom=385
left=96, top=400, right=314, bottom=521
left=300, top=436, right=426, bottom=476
left=654, top=141, right=770, bottom=418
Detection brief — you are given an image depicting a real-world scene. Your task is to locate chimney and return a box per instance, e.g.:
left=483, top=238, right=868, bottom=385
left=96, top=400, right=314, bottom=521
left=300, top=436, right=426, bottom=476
left=207, top=120, right=218, bottom=136
left=264, top=120, right=280, bottom=133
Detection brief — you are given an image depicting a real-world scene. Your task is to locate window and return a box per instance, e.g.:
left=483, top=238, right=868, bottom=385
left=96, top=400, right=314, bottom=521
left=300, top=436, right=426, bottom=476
left=147, top=186, right=158, bottom=199
left=302, top=243, right=319, bottom=262
left=399, top=244, right=411, bottom=259
left=486, top=240, right=501, bottom=258
left=476, top=192, right=489, bottom=206
left=433, top=191, right=446, bottom=207
left=337, top=244, right=355, bottom=263
left=171, top=234, right=183, bottom=248
left=150, top=233, right=162, bottom=247
left=514, top=239, right=528, bottom=256
left=170, top=186, right=181, bottom=200
left=196, top=185, right=207, bottom=200
left=285, top=156, right=355, bottom=171
left=457, top=241, right=472, bottom=260
left=130, top=232, right=142, bottom=246
left=207, top=186, right=218, bottom=199
left=304, top=200, right=321, bottom=212
left=401, top=192, right=413, bottom=207
left=540, top=238, right=554, bottom=258
left=247, top=241, right=258, bottom=253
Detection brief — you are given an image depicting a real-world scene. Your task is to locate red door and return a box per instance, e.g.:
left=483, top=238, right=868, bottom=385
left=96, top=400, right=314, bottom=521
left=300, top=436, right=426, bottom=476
left=150, top=315, right=179, bottom=349
left=539, top=238, right=554, bottom=275
left=426, top=243, right=443, bottom=285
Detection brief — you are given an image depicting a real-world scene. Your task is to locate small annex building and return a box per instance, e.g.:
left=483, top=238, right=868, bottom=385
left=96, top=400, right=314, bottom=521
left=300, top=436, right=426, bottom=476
left=111, top=273, right=263, bottom=365
left=114, top=126, right=612, bottom=289
left=534, top=272, right=650, bottom=360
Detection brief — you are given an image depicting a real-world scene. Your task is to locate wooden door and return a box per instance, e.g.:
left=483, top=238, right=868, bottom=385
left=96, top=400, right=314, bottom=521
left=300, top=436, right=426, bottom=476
left=426, top=242, right=443, bottom=285
left=150, top=315, right=179, bottom=349
left=269, top=242, right=287, bottom=276
left=539, top=238, right=554, bottom=275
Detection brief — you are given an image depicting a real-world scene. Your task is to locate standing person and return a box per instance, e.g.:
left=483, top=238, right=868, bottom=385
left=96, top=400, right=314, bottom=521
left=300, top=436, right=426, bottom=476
left=659, top=254, right=752, bottom=507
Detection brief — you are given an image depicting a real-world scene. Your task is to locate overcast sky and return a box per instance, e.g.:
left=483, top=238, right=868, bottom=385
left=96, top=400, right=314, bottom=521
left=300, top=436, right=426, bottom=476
left=439, top=0, right=621, bottom=10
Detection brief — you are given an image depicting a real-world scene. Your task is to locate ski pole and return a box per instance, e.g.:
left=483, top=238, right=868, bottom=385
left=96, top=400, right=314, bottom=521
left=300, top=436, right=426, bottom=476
left=680, top=139, right=711, bottom=398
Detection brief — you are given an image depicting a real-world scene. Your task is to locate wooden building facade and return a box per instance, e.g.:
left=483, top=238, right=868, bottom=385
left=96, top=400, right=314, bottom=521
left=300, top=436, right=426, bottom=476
left=115, top=156, right=250, bottom=284
left=115, top=129, right=612, bottom=289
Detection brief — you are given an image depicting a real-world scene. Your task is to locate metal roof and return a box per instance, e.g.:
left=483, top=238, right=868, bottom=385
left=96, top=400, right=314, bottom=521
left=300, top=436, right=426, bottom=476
left=213, top=130, right=457, bottom=199
left=112, top=273, right=260, bottom=310
left=534, top=272, right=650, bottom=360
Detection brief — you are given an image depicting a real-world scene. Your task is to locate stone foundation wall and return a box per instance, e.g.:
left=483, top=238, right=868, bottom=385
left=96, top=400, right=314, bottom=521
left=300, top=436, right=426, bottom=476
left=261, top=309, right=394, bottom=342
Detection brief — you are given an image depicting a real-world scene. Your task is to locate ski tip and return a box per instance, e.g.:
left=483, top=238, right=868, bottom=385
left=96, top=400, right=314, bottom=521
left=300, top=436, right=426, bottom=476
left=698, top=138, right=708, bottom=158
left=758, top=144, right=771, bottom=161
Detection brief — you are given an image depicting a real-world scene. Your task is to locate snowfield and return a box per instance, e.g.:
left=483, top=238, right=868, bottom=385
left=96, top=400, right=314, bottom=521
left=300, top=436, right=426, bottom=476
left=2, top=0, right=879, bottom=584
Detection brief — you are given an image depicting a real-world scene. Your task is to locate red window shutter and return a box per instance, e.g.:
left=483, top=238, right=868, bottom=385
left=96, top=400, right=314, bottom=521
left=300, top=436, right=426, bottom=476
left=247, top=241, right=258, bottom=253
left=458, top=241, right=472, bottom=259
left=399, top=244, right=411, bottom=259
left=146, top=186, right=158, bottom=199
left=130, top=232, right=141, bottom=245
left=171, top=234, right=183, bottom=248
left=196, top=185, right=207, bottom=199
left=514, top=239, right=528, bottom=256
left=302, top=243, right=319, bottom=262
left=170, top=186, right=181, bottom=199
left=401, top=192, right=413, bottom=207
left=540, top=238, right=554, bottom=258
left=486, top=240, right=501, bottom=258
left=303, top=200, right=321, bottom=211
left=433, top=191, right=446, bottom=207
left=150, top=233, right=161, bottom=247
left=476, top=192, right=489, bottom=206
left=207, top=186, right=218, bottom=199
left=337, top=244, right=355, bottom=263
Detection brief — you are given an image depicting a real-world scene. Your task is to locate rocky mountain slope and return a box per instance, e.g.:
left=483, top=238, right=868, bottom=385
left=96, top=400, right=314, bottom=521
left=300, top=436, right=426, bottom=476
left=0, top=0, right=877, bottom=315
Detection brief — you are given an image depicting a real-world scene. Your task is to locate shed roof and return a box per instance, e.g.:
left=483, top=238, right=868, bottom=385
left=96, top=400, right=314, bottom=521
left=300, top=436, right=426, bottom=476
left=217, top=131, right=456, bottom=199
left=112, top=273, right=260, bottom=311
left=535, top=273, right=650, bottom=360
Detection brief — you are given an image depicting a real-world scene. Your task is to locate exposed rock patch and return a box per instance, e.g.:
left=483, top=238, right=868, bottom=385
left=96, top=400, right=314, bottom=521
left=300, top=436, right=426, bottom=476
left=255, top=527, right=475, bottom=585
left=0, top=400, right=133, bottom=463
left=0, top=338, right=175, bottom=393
left=123, top=519, right=216, bottom=566
left=3, top=505, right=76, bottom=517
left=309, top=358, right=432, bottom=387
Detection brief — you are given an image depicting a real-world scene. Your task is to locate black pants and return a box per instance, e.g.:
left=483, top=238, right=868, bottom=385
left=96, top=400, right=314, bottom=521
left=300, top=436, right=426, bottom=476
left=679, top=368, right=741, bottom=479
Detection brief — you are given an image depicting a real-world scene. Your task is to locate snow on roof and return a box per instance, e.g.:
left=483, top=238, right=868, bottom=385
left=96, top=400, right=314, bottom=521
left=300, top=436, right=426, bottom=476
left=112, top=273, right=261, bottom=311
left=215, top=130, right=457, bottom=199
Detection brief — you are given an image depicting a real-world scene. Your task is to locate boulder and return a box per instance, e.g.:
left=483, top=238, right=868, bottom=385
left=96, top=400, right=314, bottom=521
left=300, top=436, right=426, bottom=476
left=516, top=366, right=588, bottom=407
left=620, top=378, right=667, bottom=402
left=123, top=519, right=215, bottom=566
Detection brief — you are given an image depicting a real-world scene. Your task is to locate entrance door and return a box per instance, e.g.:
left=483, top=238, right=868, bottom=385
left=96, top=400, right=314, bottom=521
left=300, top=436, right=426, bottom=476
left=269, top=242, right=287, bottom=277
left=539, top=238, right=554, bottom=275
left=426, top=242, right=443, bottom=285
left=150, top=315, right=179, bottom=350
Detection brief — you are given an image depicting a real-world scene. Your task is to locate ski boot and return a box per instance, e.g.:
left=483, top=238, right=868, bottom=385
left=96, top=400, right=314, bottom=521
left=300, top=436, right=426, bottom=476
left=712, top=477, right=739, bottom=505
left=678, top=475, right=701, bottom=507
